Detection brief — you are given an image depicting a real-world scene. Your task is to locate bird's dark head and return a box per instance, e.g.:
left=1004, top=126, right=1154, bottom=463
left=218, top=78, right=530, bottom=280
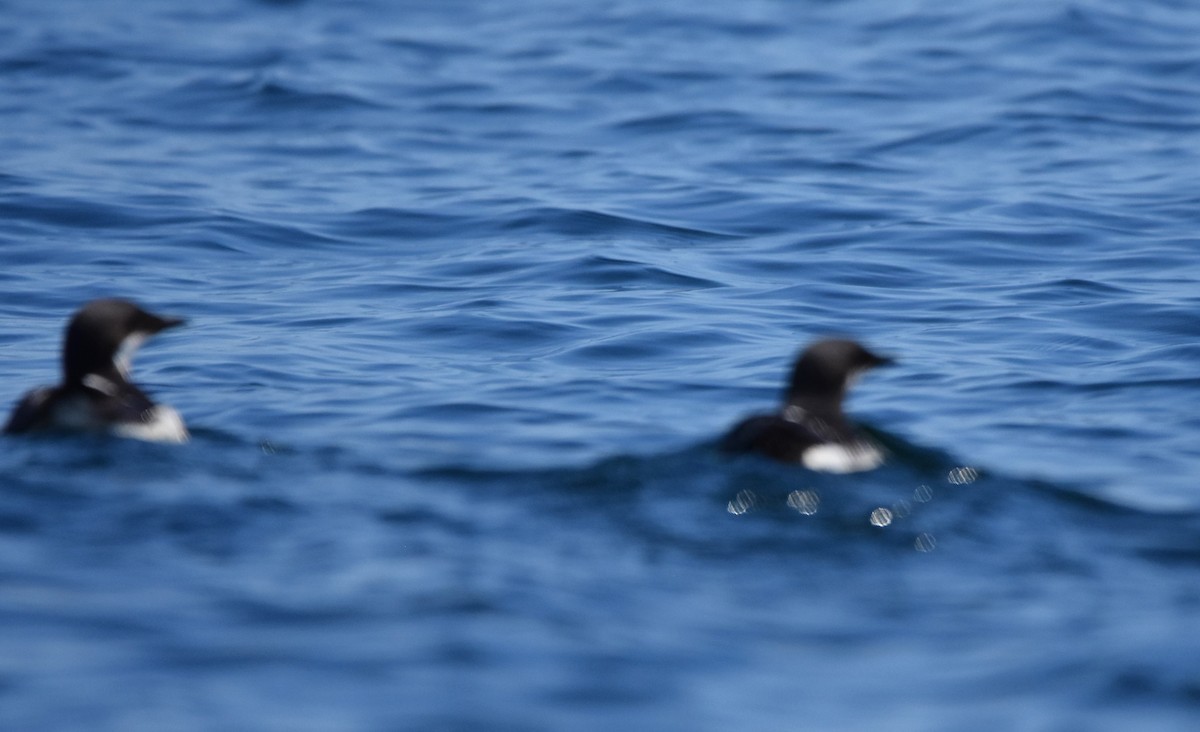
left=62, top=299, right=185, bottom=385
left=785, top=338, right=892, bottom=410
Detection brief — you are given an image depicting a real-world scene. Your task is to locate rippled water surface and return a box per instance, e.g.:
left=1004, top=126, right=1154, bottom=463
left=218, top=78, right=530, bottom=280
left=3, top=0, right=1200, bottom=729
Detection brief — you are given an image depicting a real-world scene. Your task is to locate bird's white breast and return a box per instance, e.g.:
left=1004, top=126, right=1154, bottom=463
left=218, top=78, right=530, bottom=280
left=111, top=405, right=190, bottom=444
left=801, top=441, right=885, bottom=473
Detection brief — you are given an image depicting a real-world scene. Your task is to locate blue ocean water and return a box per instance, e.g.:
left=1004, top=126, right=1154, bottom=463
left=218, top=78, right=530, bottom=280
left=3, top=0, right=1200, bottom=728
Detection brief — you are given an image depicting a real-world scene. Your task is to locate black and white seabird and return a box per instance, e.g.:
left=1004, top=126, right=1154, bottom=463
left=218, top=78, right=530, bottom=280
left=720, top=339, right=892, bottom=472
left=4, top=298, right=189, bottom=443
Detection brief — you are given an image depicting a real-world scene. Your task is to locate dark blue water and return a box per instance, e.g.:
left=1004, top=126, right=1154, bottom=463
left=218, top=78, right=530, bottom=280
left=3, top=0, right=1200, bottom=728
